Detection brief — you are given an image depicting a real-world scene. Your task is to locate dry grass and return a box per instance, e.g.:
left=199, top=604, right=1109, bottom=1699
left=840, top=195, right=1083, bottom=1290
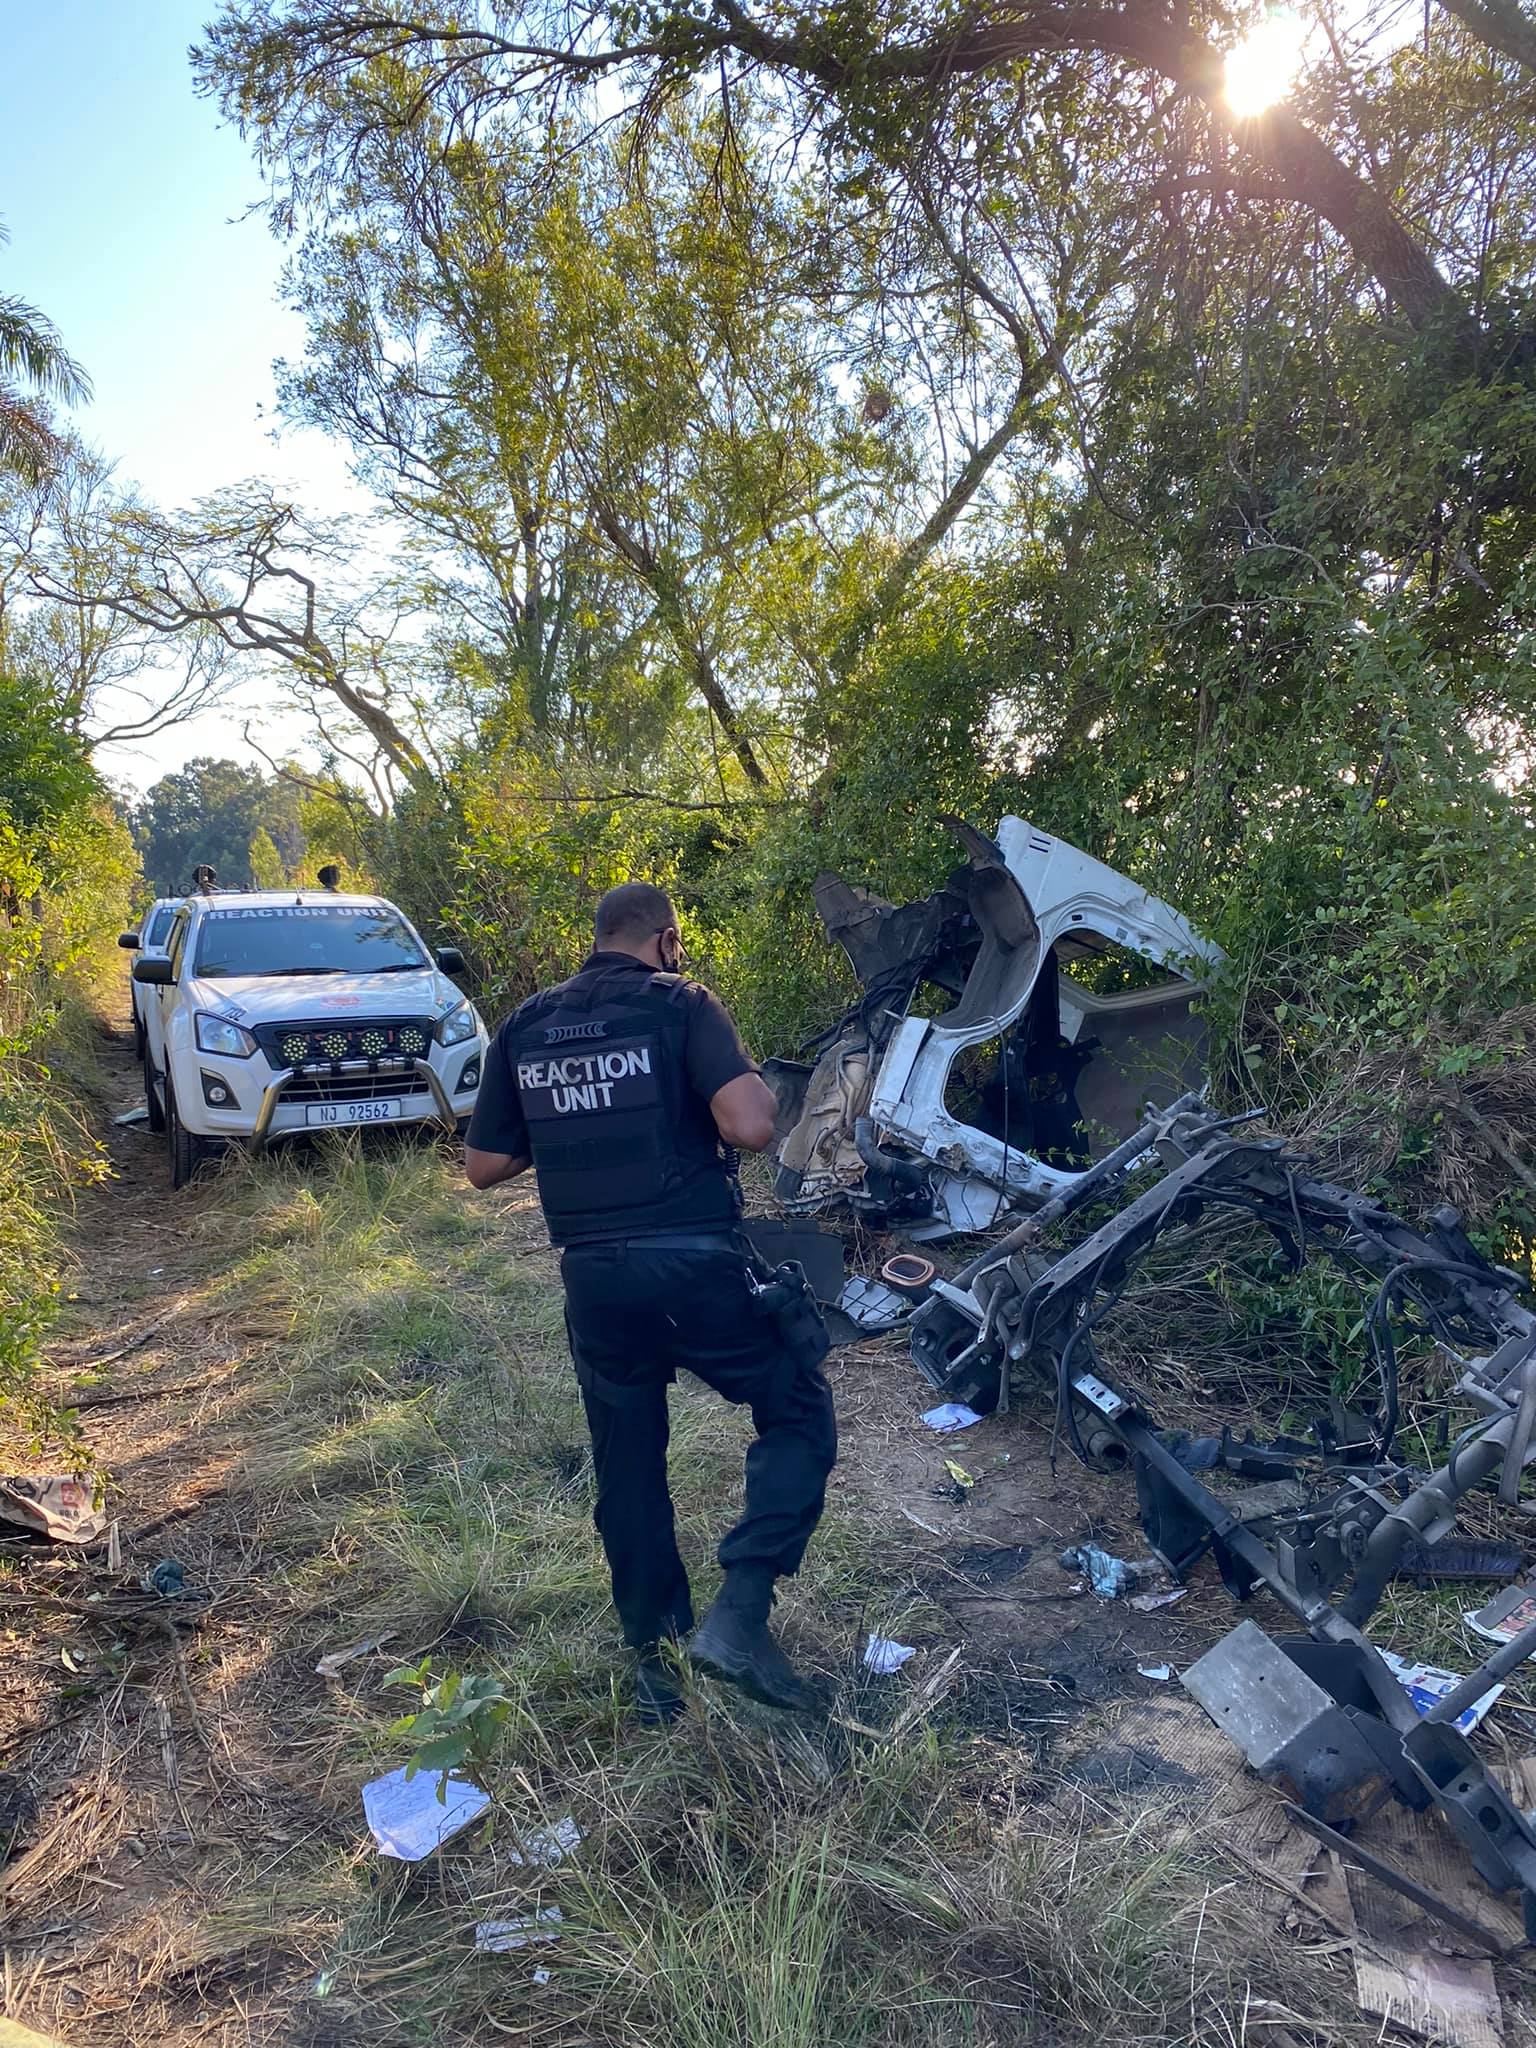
left=124, top=1137, right=1370, bottom=2047
left=5, top=1122, right=1383, bottom=2047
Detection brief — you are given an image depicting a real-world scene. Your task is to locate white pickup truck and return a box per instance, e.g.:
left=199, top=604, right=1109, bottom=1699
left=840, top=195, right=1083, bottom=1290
left=132, top=889, right=488, bottom=1186
left=118, top=897, right=183, bottom=1060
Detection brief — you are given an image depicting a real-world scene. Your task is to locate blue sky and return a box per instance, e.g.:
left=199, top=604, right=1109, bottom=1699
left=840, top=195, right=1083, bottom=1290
left=0, top=0, right=363, bottom=788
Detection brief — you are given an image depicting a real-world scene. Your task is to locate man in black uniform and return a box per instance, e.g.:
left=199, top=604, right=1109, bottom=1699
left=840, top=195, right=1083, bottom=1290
left=463, top=882, right=837, bottom=1723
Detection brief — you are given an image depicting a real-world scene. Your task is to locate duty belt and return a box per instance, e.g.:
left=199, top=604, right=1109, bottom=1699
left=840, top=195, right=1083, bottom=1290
left=565, top=1229, right=740, bottom=1253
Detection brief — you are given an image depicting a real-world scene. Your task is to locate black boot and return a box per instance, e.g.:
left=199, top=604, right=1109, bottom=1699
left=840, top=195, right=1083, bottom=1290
left=689, top=1570, right=816, bottom=1712
left=634, top=1645, right=686, bottom=1727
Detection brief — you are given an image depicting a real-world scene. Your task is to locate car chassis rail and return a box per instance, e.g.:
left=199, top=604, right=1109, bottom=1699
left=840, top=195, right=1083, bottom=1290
left=908, top=1097, right=1536, bottom=1934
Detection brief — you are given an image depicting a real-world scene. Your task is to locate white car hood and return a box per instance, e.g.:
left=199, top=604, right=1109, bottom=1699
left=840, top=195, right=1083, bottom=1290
left=187, top=968, right=460, bottom=1026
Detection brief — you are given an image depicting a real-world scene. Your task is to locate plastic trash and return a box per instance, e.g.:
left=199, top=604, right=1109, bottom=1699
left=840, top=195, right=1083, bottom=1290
left=1129, top=1587, right=1188, bottom=1614
left=1465, top=1583, right=1536, bottom=1653
left=475, top=1908, right=563, bottom=1953
left=1058, top=1542, right=1156, bottom=1599
left=1378, top=1648, right=1504, bottom=1735
left=507, top=1816, right=582, bottom=1869
left=864, top=1634, right=918, bottom=1674
left=1137, top=1663, right=1172, bottom=1681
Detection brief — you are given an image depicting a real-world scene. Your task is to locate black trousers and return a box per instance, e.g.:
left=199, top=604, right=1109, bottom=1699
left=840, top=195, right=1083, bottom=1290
left=560, top=1239, right=838, bottom=1649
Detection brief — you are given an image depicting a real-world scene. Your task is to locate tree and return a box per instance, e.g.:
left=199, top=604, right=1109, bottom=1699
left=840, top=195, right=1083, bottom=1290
left=248, top=824, right=288, bottom=887
left=0, top=226, right=90, bottom=483
left=133, top=757, right=306, bottom=895
left=195, top=1, right=1488, bottom=337
left=29, top=486, right=440, bottom=796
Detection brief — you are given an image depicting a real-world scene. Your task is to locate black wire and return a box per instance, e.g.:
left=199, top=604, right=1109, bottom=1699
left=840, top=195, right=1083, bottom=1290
left=1048, top=1244, right=1139, bottom=1471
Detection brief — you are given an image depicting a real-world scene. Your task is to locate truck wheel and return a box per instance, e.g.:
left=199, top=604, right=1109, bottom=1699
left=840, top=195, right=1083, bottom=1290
left=144, top=1048, right=167, bottom=1134
left=166, top=1080, right=211, bottom=1190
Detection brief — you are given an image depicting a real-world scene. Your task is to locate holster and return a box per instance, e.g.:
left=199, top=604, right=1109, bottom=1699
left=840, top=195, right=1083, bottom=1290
left=745, top=1246, right=832, bottom=1373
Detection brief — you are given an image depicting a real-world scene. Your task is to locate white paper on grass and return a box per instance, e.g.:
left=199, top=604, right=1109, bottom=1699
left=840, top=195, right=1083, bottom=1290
left=362, top=1764, right=491, bottom=1861
left=507, top=1816, right=582, bottom=1869
left=921, top=1403, right=983, bottom=1433
left=1137, top=1663, right=1172, bottom=1682
left=864, top=1634, right=918, bottom=1675
left=475, top=1908, right=564, bottom=1953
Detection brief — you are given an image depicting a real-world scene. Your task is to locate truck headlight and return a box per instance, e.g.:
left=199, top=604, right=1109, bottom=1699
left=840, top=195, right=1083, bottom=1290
left=195, top=1011, right=257, bottom=1058
left=437, top=1001, right=477, bottom=1047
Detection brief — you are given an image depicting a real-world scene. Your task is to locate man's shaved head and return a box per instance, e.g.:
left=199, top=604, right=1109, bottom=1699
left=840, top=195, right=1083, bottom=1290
left=595, top=881, right=677, bottom=948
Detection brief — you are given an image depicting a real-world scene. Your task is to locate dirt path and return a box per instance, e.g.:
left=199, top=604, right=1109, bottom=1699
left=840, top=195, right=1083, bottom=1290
left=1, top=1021, right=329, bottom=2045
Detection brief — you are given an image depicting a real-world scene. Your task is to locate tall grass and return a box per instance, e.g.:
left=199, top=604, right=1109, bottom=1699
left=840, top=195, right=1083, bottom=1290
left=0, top=948, right=121, bottom=1461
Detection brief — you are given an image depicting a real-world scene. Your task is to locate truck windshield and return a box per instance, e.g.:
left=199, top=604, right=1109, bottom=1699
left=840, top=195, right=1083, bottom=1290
left=193, top=906, right=428, bottom=980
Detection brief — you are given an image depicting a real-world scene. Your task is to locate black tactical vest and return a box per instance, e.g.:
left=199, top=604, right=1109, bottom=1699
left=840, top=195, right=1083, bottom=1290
left=503, top=956, right=737, bottom=1245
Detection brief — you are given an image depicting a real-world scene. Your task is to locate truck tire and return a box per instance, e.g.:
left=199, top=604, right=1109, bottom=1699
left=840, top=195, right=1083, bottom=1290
left=144, top=1048, right=167, bottom=1134
left=166, top=1079, right=211, bottom=1190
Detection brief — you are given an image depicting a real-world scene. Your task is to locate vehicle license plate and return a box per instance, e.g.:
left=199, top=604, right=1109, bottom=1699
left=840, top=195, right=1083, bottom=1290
left=304, top=1098, right=405, bottom=1127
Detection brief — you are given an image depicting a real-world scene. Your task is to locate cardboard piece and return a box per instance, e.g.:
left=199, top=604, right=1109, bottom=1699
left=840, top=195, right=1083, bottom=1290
left=1056, top=1694, right=1320, bottom=1887
left=1344, top=1863, right=1504, bottom=2048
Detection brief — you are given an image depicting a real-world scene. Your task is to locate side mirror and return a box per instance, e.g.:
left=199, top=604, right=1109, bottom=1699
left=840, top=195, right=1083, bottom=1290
left=118, top=931, right=141, bottom=950
left=435, top=946, right=466, bottom=976
left=132, top=956, right=175, bottom=986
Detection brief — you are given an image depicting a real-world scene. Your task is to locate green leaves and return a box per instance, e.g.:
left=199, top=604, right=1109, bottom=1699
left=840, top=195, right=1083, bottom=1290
left=386, top=1659, right=512, bottom=1798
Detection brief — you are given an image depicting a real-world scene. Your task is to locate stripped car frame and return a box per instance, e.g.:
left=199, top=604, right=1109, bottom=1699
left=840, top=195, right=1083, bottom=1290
left=910, top=1093, right=1536, bottom=1934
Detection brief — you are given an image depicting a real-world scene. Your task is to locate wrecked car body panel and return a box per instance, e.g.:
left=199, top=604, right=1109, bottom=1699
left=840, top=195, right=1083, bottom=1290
left=771, top=816, right=1223, bottom=1238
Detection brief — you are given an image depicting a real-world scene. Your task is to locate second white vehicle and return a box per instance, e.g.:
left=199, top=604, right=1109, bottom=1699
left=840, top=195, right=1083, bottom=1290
left=133, top=889, right=488, bottom=1186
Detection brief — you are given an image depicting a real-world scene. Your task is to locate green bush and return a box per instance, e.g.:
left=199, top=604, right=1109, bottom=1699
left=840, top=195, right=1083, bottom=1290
left=0, top=672, right=138, bottom=1455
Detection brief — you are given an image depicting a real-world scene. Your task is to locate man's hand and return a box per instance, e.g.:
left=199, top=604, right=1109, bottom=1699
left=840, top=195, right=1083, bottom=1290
left=709, top=1073, right=778, bottom=1153
left=463, top=1145, right=532, bottom=1190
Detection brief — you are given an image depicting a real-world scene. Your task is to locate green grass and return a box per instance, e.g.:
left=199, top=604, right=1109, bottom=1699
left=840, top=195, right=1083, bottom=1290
left=193, top=1136, right=1366, bottom=2047
left=0, top=968, right=119, bottom=1463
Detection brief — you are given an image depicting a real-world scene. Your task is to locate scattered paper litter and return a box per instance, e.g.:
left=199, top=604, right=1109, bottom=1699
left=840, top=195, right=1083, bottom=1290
left=0, top=1474, right=107, bottom=1546
left=1465, top=1583, right=1536, bottom=1654
left=1137, top=1663, right=1172, bottom=1682
left=507, top=1816, right=582, bottom=1869
left=864, top=1634, right=918, bottom=1675
left=921, top=1403, right=983, bottom=1433
left=1129, top=1587, right=1187, bottom=1614
left=362, top=1764, right=491, bottom=1861
left=532, top=1967, right=551, bottom=1985
left=1378, top=1648, right=1504, bottom=1735
left=475, top=1908, right=563, bottom=1954
left=316, top=1631, right=397, bottom=1679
